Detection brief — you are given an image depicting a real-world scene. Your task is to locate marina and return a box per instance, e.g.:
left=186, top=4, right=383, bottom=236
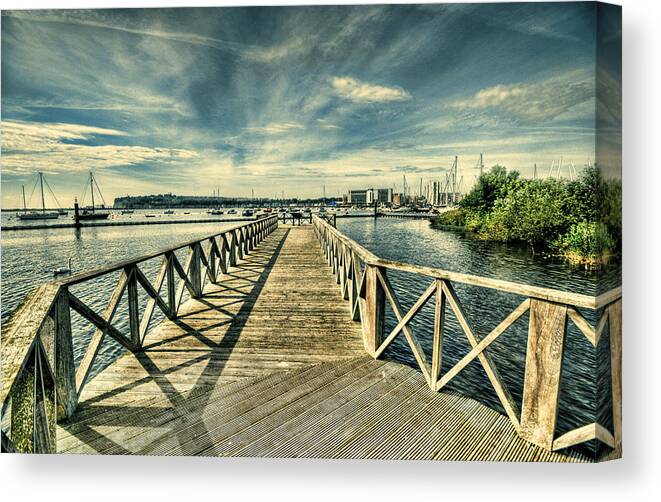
left=1, top=216, right=620, bottom=460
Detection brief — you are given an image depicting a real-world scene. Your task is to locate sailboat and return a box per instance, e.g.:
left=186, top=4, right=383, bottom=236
left=121, top=194, right=134, bottom=214
left=17, top=173, right=60, bottom=220
left=78, top=172, right=110, bottom=220
left=207, top=187, right=224, bottom=215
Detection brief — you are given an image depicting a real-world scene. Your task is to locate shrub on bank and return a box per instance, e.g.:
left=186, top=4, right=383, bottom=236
left=430, top=208, right=467, bottom=227
left=429, top=165, right=621, bottom=266
left=553, top=221, right=615, bottom=265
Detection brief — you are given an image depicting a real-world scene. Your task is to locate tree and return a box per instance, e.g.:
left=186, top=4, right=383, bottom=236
left=460, top=165, right=519, bottom=213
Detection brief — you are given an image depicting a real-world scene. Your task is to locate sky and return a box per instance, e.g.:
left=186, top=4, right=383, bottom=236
left=1, top=3, right=621, bottom=207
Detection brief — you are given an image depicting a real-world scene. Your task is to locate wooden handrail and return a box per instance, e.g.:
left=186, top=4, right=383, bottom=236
left=1, top=215, right=279, bottom=453
left=313, top=215, right=620, bottom=309
left=56, top=217, right=275, bottom=287
left=312, top=215, right=622, bottom=458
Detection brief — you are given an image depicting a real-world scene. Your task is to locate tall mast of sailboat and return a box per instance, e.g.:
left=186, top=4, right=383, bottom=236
left=39, top=171, right=46, bottom=213
left=90, top=172, right=95, bottom=212
left=22, top=185, right=27, bottom=212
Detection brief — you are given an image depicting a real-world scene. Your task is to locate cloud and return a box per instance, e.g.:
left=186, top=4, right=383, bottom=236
left=2, top=10, right=304, bottom=64
left=392, top=165, right=447, bottom=174
left=242, top=37, right=307, bottom=63
left=330, top=76, right=411, bottom=104
left=1, top=120, right=197, bottom=174
left=451, top=72, right=594, bottom=123
left=316, top=119, right=341, bottom=130
left=2, top=120, right=126, bottom=150
left=245, top=122, right=303, bottom=135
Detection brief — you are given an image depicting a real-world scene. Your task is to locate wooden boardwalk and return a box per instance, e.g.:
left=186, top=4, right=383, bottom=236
left=53, top=226, right=587, bottom=461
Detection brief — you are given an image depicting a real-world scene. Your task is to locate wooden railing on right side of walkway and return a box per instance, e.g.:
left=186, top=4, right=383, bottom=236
left=312, top=215, right=622, bottom=458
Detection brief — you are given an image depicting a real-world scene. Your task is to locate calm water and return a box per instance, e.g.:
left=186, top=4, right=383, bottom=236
left=1, top=220, right=238, bottom=377
left=337, top=218, right=621, bottom=457
left=1, top=207, right=256, bottom=229
left=1, top=216, right=620, bottom=457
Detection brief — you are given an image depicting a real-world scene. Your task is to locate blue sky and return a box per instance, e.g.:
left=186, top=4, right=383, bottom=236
left=1, top=3, right=621, bottom=206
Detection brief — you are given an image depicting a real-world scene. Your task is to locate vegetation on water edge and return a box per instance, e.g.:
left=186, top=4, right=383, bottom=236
left=430, top=165, right=621, bottom=267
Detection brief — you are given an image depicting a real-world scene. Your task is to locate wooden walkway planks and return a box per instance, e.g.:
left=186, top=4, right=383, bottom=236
left=57, top=225, right=589, bottom=462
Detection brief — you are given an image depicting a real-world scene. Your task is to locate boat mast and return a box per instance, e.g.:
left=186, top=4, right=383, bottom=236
left=90, top=172, right=95, bottom=212
left=22, top=185, right=27, bottom=212
left=39, top=172, right=46, bottom=213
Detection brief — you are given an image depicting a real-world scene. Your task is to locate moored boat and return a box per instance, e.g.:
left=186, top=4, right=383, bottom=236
left=77, top=172, right=110, bottom=220
left=17, top=174, right=60, bottom=220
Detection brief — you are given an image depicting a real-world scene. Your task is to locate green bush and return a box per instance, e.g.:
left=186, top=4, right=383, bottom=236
left=433, top=164, right=621, bottom=264
left=554, top=221, right=615, bottom=259
left=431, top=208, right=466, bottom=227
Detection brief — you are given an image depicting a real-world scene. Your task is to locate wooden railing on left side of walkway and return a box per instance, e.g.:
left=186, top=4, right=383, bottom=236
left=1, top=215, right=279, bottom=453
left=312, top=215, right=622, bottom=458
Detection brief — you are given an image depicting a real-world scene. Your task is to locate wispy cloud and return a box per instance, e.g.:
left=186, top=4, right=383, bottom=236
left=451, top=72, right=594, bottom=123
left=2, top=10, right=305, bottom=64
left=245, top=122, right=303, bottom=135
left=1, top=120, right=197, bottom=174
left=330, top=76, right=411, bottom=104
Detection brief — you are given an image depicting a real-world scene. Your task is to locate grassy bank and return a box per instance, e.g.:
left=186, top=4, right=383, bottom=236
left=430, top=166, right=621, bottom=268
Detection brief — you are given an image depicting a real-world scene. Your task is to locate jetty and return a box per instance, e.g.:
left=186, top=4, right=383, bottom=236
left=1, top=216, right=257, bottom=232
left=1, top=215, right=621, bottom=461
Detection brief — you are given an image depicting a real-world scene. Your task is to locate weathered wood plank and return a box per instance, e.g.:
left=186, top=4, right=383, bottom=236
left=374, top=280, right=436, bottom=359
left=430, top=281, right=445, bottom=388
left=1, top=283, right=60, bottom=405
left=376, top=269, right=431, bottom=383
left=608, top=299, right=622, bottom=459
left=53, top=288, right=77, bottom=420
left=520, top=299, right=568, bottom=450
left=74, top=272, right=130, bottom=394
left=442, top=281, right=520, bottom=430
left=361, top=265, right=385, bottom=357
left=553, top=422, right=614, bottom=451
left=126, top=267, right=141, bottom=347
left=436, top=298, right=530, bottom=391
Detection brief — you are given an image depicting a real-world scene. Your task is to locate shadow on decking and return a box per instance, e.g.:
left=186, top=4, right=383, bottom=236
left=60, top=229, right=290, bottom=455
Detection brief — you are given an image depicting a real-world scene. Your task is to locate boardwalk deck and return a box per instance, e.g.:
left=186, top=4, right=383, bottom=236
left=55, top=226, right=588, bottom=461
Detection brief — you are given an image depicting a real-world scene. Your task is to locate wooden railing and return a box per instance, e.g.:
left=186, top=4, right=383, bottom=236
left=312, top=215, right=622, bottom=457
left=1, top=215, right=279, bottom=453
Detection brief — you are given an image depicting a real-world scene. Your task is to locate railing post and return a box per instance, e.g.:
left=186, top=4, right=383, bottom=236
left=430, top=280, right=446, bottom=389
left=608, top=299, right=622, bottom=458
left=126, top=266, right=141, bottom=348
left=519, top=299, right=568, bottom=450
left=230, top=231, right=238, bottom=266
left=166, top=252, right=176, bottom=317
left=243, top=228, right=250, bottom=255
left=362, top=264, right=385, bottom=357
left=207, top=239, right=217, bottom=283
left=219, top=235, right=229, bottom=274
left=247, top=225, right=254, bottom=252
left=190, top=243, right=202, bottom=298
left=54, top=287, right=76, bottom=419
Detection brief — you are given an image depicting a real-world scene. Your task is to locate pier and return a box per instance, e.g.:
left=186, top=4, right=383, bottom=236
left=1, top=216, right=257, bottom=232
left=1, top=215, right=621, bottom=461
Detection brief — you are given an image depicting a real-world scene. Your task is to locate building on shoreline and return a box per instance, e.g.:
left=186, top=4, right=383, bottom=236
left=347, top=188, right=393, bottom=205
